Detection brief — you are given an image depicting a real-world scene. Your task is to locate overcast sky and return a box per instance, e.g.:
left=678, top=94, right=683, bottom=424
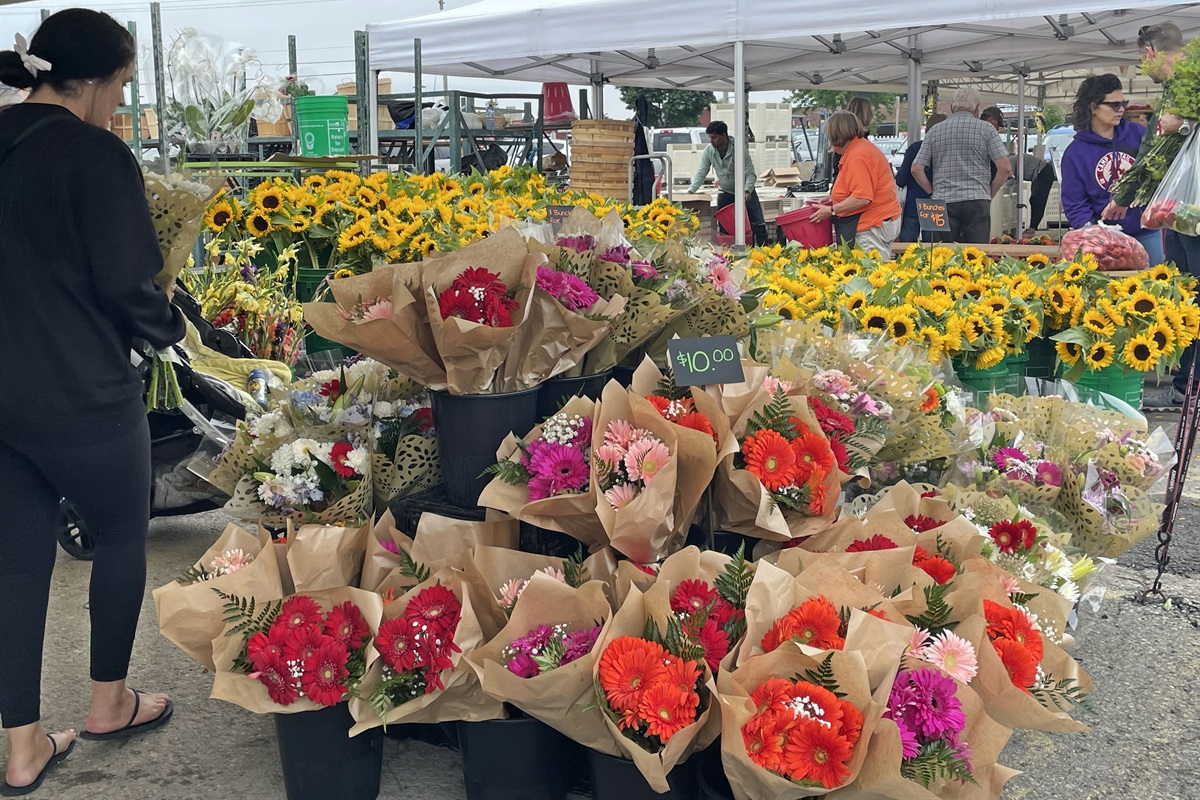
left=0, top=0, right=784, bottom=114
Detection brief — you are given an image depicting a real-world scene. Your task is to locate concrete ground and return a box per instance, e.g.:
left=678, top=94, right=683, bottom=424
left=8, top=409, right=1200, bottom=800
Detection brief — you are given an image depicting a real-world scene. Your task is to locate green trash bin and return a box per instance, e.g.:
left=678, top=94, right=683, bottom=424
left=294, top=96, right=350, bottom=157
left=1073, top=365, right=1144, bottom=411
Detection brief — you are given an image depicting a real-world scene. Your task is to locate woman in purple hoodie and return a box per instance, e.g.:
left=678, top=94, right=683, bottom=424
left=1060, top=74, right=1164, bottom=266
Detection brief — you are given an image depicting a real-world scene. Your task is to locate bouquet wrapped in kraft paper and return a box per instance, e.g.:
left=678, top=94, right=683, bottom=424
left=349, top=565, right=504, bottom=735
left=589, top=582, right=721, bottom=793
left=739, top=560, right=912, bottom=693
left=770, top=509, right=925, bottom=591
left=467, top=544, right=615, bottom=627
left=838, top=672, right=1018, bottom=800
left=466, top=573, right=615, bottom=745
left=278, top=519, right=370, bottom=594
left=477, top=395, right=608, bottom=549
left=208, top=587, right=385, bottom=715
left=153, top=523, right=284, bottom=672
left=304, top=228, right=619, bottom=394
left=717, top=647, right=884, bottom=799
left=711, top=379, right=842, bottom=544
left=591, top=380, right=713, bottom=563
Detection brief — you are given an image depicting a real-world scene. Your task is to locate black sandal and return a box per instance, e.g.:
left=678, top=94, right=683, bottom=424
left=0, top=733, right=76, bottom=796
left=79, top=688, right=173, bottom=741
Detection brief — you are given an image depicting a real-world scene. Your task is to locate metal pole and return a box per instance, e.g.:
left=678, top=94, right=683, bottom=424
left=1016, top=70, right=1027, bottom=235
left=733, top=40, right=747, bottom=248
left=438, top=0, right=449, bottom=96
left=288, top=35, right=298, bottom=76
left=906, top=35, right=922, bottom=143
left=364, top=33, right=379, bottom=163
left=151, top=2, right=168, bottom=170
left=414, top=38, right=424, bottom=173
left=40, top=8, right=49, bottom=22
left=127, top=21, right=141, bottom=162
left=590, top=59, right=604, bottom=119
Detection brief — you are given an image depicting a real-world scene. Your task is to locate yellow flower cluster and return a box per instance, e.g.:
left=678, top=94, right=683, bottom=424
left=1053, top=263, right=1200, bottom=375
left=748, top=243, right=1047, bottom=369
left=204, top=166, right=699, bottom=275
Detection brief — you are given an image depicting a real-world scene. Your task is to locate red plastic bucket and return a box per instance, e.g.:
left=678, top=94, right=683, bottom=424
left=541, top=82, right=577, bottom=122
left=776, top=205, right=834, bottom=248
left=713, top=203, right=752, bottom=237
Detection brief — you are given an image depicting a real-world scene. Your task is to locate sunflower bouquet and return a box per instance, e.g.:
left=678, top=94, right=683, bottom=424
left=1051, top=266, right=1200, bottom=379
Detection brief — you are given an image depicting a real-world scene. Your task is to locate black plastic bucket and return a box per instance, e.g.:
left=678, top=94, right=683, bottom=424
left=520, top=523, right=584, bottom=558
left=587, top=748, right=699, bottom=800
left=537, top=369, right=613, bottom=420
left=697, top=745, right=734, bottom=800
left=430, top=385, right=542, bottom=507
left=612, top=365, right=637, bottom=388
left=273, top=703, right=383, bottom=800
left=458, top=717, right=571, bottom=800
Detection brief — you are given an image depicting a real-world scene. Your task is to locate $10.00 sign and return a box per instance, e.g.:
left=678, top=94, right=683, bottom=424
left=667, top=336, right=746, bottom=387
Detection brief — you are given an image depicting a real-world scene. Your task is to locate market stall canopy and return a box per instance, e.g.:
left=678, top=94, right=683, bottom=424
left=368, top=0, right=1200, bottom=91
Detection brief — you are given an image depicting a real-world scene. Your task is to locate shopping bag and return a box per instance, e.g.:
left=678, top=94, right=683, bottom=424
left=1142, top=132, right=1200, bottom=237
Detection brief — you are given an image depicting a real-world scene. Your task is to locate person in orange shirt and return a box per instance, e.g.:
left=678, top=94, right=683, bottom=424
left=808, top=111, right=902, bottom=254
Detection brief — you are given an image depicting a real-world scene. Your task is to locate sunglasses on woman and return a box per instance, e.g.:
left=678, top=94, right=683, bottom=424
left=1097, top=100, right=1129, bottom=110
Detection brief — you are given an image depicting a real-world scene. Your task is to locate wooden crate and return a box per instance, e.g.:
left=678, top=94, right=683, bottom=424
left=255, top=103, right=292, bottom=137
left=570, top=120, right=635, bottom=197
left=109, top=109, right=158, bottom=142
left=336, top=78, right=393, bottom=97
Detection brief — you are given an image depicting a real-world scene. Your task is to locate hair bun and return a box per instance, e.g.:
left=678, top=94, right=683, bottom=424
left=0, top=50, right=36, bottom=90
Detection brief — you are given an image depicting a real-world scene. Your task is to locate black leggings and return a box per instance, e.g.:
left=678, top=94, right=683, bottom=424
left=0, top=407, right=151, bottom=728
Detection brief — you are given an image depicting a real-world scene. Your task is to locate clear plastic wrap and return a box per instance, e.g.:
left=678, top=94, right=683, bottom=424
left=1060, top=224, right=1150, bottom=271
left=1141, top=132, right=1200, bottom=236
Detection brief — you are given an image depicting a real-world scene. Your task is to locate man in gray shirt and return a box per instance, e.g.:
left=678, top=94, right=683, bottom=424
left=911, top=87, right=1012, bottom=243
left=689, top=120, right=767, bottom=245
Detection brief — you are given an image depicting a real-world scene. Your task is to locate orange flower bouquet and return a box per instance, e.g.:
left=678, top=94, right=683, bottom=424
left=588, top=582, right=720, bottom=792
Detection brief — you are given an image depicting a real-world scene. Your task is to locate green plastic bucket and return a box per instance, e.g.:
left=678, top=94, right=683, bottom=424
left=1007, top=351, right=1029, bottom=396
left=295, top=96, right=350, bottom=157
left=1073, top=365, right=1143, bottom=411
left=1023, top=338, right=1057, bottom=381
left=955, top=357, right=1017, bottom=396
left=295, top=266, right=331, bottom=302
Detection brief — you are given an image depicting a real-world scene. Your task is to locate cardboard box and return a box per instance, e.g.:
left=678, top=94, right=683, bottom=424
left=758, top=166, right=803, bottom=186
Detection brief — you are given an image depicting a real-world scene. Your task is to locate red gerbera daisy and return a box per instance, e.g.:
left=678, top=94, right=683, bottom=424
left=671, top=579, right=719, bottom=615
left=661, top=657, right=702, bottom=709
left=282, top=625, right=332, bottom=665
left=993, top=637, right=1039, bottom=691
left=708, top=597, right=739, bottom=629
left=696, top=619, right=730, bottom=674
left=325, top=601, right=369, bottom=651
left=837, top=698, right=865, bottom=747
left=438, top=287, right=484, bottom=323
left=845, top=534, right=898, bottom=553
left=743, top=710, right=789, bottom=772
left=781, top=719, right=853, bottom=789
left=481, top=292, right=518, bottom=327
left=452, top=266, right=507, bottom=295
left=247, top=631, right=284, bottom=670
left=905, top=514, right=942, bottom=533
left=743, top=429, right=799, bottom=492
left=916, top=555, right=957, bottom=585
left=828, top=436, right=851, bottom=474
left=988, top=519, right=1038, bottom=555
left=271, top=596, right=324, bottom=639
left=329, top=441, right=357, bottom=478
left=300, top=640, right=350, bottom=706
left=404, top=585, right=462, bottom=637
left=750, top=677, right=796, bottom=714
left=808, top=397, right=855, bottom=437
left=375, top=616, right=418, bottom=672
left=418, top=635, right=459, bottom=693
left=252, top=653, right=300, bottom=706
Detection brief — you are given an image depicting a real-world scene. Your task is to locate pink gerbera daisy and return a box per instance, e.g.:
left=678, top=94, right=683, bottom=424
left=624, top=437, right=670, bottom=483
left=604, top=483, right=639, bottom=510
left=604, top=420, right=642, bottom=450
left=1035, top=461, right=1063, bottom=487
left=362, top=299, right=394, bottom=321
left=905, top=626, right=930, bottom=656
left=528, top=442, right=590, bottom=495
left=918, top=631, right=979, bottom=684
left=993, top=447, right=1027, bottom=471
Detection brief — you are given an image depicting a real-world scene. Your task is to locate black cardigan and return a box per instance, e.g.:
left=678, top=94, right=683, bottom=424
left=0, top=104, right=184, bottom=439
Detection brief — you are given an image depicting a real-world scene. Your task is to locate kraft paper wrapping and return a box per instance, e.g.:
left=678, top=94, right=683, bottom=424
left=284, top=520, right=369, bottom=593
left=361, top=511, right=410, bottom=593
left=590, top=583, right=721, bottom=793
left=208, top=586, right=384, bottom=715
left=467, top=574, right=616, bottom=750
left=422, top=228, right=542, bottom=394
left=630, top=357, right=737, bottom=536
left=349, top=566, right=505, bottom=735
left=593, top=381, right=716, bottom=563
left=713, top=392, right=840, bottom=543
left=866, top=482, right=957, bottom=526
left=832, top=677, right=1017, bottom=800
left=703, top=360, right=774, bottom=433
left=952, top=559, right=1075, bottom=641
left=956, top=615, right=1090, bottom=733
left=717, top=647, right=883, bottom=800
left=153, top=524, right=284, bottom=672
left=463, top=545, right=592, bottom=641
left=477, top=396, right=608, bottom=547
left=303, top=264, right=448, bottom=390
left=369, top=512, right=521, bottom=597
left=498, top=288, right=626, bottom=388
left=739, top=560, right=912, bottom=692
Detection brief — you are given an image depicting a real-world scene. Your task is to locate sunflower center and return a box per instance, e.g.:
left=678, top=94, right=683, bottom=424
left=1135, top=299, right=1154, bottom=313
left=1155, top=332, right=1168, bottom=349
left=1134, top=344, right=1152, bottom=360
left=867, top=316, right=886, bottom=329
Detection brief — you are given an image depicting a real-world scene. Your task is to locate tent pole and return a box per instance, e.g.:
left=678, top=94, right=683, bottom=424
left=733, top=40, right=746, bottom=249
left=414, top=38, right=424, bottom=174
left=1016, top=70, right=1026, bottom=235
left=590, top=60, right=604, bottom=119
left=151, top=2, right=168, bottom=170
left=906, top=35, right=922, bottom=143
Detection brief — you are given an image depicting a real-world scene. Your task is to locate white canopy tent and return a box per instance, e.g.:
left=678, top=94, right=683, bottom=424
left=366, top=0, right=1200, bottom=244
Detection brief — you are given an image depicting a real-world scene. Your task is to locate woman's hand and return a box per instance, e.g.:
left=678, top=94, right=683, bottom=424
left=808, top=202, right=833, bottom=223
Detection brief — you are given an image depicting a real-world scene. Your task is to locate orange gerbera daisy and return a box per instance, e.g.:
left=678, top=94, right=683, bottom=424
left=806, top=471, right=831, bottom=516
left=645, top=394, right=695, bottom=420
left=743, top=429, right=799, bottom=491
left=993, top=637, right=1039, bottom=691
left=661, top=657, right=703, bottom=708
left=984, top=601, right=1044, bottom=663
left=788, top=416, right=813, bottom=438
left=837, top=698, right=865, bottom=748
left=920, top=386, right=940, bottom=413
left=598, top=636, right=669, bottom=713
left=742, top=710, right=789, bottom=772
left=750, top=677, right=796, bottom=714
left=676, top=411, right=719, bottom=446
left=791, top=431, right=836, bottom=482
left=761, top=597, right=843, bottom=652
left=916, top=555, right=957, bottom=585
left=638, top=683, right=695, bottom=742
left=781, top=719, right=853, bottom=789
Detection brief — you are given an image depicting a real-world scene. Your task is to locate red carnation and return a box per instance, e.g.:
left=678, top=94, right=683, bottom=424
left=845, top=534, right=898, bottom=553
left=329, top=441, right=357, bottom=478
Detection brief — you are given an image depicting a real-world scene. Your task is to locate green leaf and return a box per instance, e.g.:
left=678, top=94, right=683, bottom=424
left=176, top=564, right=212, bottom=586
left=746, top=387, right=794, bottom=438
left=563, top=547, right=591, bottom=589
left=1030, top=675, right=1094, bottom=715
left=900, top=740, right=978, bottom=787
left=714, top=543, right=754, bottom=610
left=1009, top=591, right=1038, bottom=607
left=398, top=549, right=430, bottom=583
left=798, top=653, right=846, bottom=698
left=483, top=458, right=531, bottom=486
left=906, top=584, right=952, bottom=634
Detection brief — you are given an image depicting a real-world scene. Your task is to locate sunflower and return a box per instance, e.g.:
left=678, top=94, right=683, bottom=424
left=860, top=305, right=890, bottom=333
left=1009, top=275, right=1037, bottom=298
left=946, top=265, right=971, bottom=281
left=1124, top=290, right=1158, bottom=317
left=981, top=294, right=1010, bottom=315
left=1123, top=333, right=1161, bottom=371
left=1150, top=318, right=1177, bottom=354
left=1086, top=340, right=1115, bottom=370
left=887, top=311, right=917, bottom=342
left=1178, top=304, right=1200, bottom=338
left=843, top=291, right=867, bottom=313
left=288, top=216, right=311, bottom=234
left=961, top=246, right=987, bottom=264
left=1061, top=262, right=1086, bottom=282
left=247, top=211, right=274, bottom=238
left=837, top=263, right=861, bottom=279
left=1082, top=308, right=1116, bottom=337
left=1027, top=253, right=1051, bottom=267
left=336, top=219, right=371, bottom=253
left=255, top=187, right=285, bottom=213
left=1099, top=298, right=1126, bottom=327
left=204, top=200, right=235, bottom=234
left=303, top=175, right=328, bottom=191
left=1148, top=265, right=1176, bottom=282
left=777, top=302, right=804, bottom=321
left=332, top=268, right=355, bottom=280
left=975, top=345, right=1007, bottom=370
left=962, top=280, right=987, bottom=299
left=1056, top=341, right=1082, bottom=366
left=1024, top=308, right=1043, bottom=338
left=411, top=233, right=437, bottom=257
left=962, top=315, right=989, bottom=343
left=928, top=278, right=951, bottom=294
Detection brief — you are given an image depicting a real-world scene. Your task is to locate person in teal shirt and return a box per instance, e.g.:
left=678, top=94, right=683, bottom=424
left=688, top=121, right=767, bottom=245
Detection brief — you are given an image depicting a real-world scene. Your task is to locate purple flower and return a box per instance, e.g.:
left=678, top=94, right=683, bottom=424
left=571, top=416, right=593, bottom=449
left=904, top=668, right=966, bottom=740
left=561, top=625, right=602, bottom=665
left=894, top=718, right=921, bottom=759
left=597, top=245, right=632, bottom=265
left=507, top=652, right=541, bottom=678
left=993, top=447, right=1027, bottom=471
left=379, top=539, right=400, bottom=555
left=528, top=442, right=590, bottom=495
left=848, top=392, right=883, bottom=417
left=510, top=625, right=554, bottom=655
left=632, top=260, right=658, bottom=281
left=556, top=234, right=596, bottom=253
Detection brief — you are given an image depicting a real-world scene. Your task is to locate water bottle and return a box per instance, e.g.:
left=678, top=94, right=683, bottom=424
left=485, top=104, right=496, bottom=131
left=246, top=369, right=270, bottom=410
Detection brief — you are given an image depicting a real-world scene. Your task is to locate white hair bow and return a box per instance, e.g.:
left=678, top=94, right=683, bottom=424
left=14, top=33, right=52, bottom=78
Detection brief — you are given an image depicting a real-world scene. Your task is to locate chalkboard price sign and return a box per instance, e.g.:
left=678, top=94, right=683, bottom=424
left=545, top=205, right=574, bottom=232
left=916, top=199, right=951, bottom=232
left=668, top=336, right=745, bottom=387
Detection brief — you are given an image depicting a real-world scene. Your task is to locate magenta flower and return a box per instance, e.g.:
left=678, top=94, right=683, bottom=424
left=1035, top=461, right=1063, bottom=487
left=597, top=245, right=632, bottom=265
left=536, top=265, right=569, bottom=297
left=556, top=234, right=596, bottom=253
left=904, top=668, right=966, bottom=740
left=561, top=274, right=600, bottom=311
left=894, top=718, right=921, bottom=759
left=507, top=652, right=541, bottom=678
left=570, top=416, right=593, bottom=449
left=379, top=539, right=400, bottom=555
left=993, top=447, right=1027, bottom=471
left=510, top=624, right=554, bottom=655
left=527, top=474, right=554, bottom=501
left=561, top=625, right=602, bottom=665
left=632, top=260, right=659, bottom=281
left=528, top=442, right=590, bottom=495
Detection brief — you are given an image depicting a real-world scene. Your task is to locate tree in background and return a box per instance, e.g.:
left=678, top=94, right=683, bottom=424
left=1040, top=105, right=1068, bottom=131
left=617, top=88, right=717, bottom=127
left=785, top=90, right=899, bottom=133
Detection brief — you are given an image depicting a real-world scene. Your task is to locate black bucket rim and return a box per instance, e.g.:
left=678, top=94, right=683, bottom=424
left=430, top=383, right=543, bottom=400
left=544, top=368, right=615, bottom=385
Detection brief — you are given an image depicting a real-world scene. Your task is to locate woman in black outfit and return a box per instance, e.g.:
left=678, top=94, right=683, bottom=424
left=0, top=9, right=182, bottom=795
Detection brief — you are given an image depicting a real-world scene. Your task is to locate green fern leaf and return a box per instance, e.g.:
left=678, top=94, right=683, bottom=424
left=746, top=387, right=795, bottom=438
left=714, top=543, right=754, bottom=609
left=398, top=549, right=430, bottom=583
left=1009, top=591, right=1038, bottom=607
left=176, top=564, right=212, bottom=586
left=799, top=653, right=846, bottom=698
left=900, top=740, right=978, bottom=787
left=483, top=457, right=531, bottom=486
left=563, top=547, right=591, bottom=588
left=654, top=366, right=690, bottom=401
left=906, top=584, right=952, bottom=634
